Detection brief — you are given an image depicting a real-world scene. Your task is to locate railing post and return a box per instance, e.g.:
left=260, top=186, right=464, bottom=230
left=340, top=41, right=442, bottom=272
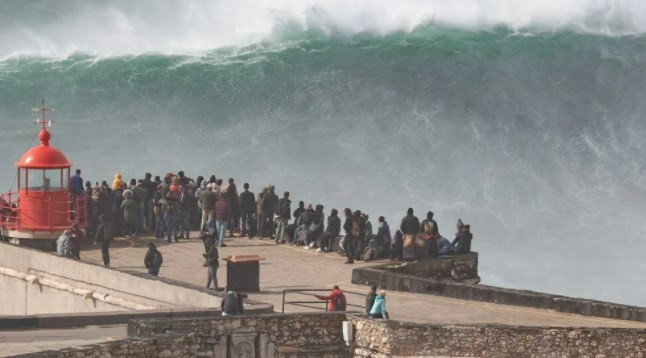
left=282, top=290, right=286, bottom=313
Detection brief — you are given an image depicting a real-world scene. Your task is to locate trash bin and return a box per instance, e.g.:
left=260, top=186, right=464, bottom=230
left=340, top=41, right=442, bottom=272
left=223, top=255, right=264, bottom=292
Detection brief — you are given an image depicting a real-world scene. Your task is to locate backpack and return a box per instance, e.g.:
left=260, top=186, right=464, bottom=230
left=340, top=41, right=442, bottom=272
left=152, top=251, right=163, bottom=267
left=103, top=224, right=114, bottom=242
left=333, top=293, right=347, bottom=311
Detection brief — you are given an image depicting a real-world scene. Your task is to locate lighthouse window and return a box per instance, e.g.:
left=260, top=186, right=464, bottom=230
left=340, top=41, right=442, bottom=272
left=26, top=169, right=64, bottom=191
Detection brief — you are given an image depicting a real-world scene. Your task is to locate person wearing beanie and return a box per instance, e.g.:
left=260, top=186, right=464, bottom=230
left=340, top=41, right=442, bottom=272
left=144, top=242, right=163, bottom=276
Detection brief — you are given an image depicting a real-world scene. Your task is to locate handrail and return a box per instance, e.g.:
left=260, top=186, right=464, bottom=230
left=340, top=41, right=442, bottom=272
left=281, top=288, right=365, bottom=313
left=0, top=191, right=87, bottom=231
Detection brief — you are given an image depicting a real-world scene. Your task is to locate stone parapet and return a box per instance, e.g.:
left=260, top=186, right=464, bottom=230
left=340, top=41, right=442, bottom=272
left=348, top=315, right=646, bottom=358
left=352, top=264, right=646, bottom=322
left=385, top=252, right=480, bottom=282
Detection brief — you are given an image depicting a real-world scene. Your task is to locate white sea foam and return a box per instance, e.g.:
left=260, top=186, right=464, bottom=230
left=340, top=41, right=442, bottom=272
left=0, top=0, right=645, bottom=59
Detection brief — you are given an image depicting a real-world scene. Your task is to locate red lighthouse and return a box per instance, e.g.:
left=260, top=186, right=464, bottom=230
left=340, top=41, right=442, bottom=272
left=0, top=100, right=86, bottom=249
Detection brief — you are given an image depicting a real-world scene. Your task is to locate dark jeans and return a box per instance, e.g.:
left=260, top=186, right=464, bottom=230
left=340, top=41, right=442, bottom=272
left=165, top=213, right=178, bottom=241
left=260, top=213, right=274, bottom=238
left=318, top=232, right=333, bottom=250
left=354, top=236, right=366, bottom=260
left=155, top=215, right=165, bottom=238
left=343, top=235, right=356, bottom=263
left=241, top=212, right=255, bottom=237
left=179, top=211, right=191, bottom=238
left=125, top=222, right=137, bottom=237
left=101, top=241, right=110, bottom=266
left=206, top=265, right=218, bottom=289
left=148, top=267, right=160, bottom=276
left=370, top=313, right=383, bottom=319
left=70, top=248, right=81, bottom=260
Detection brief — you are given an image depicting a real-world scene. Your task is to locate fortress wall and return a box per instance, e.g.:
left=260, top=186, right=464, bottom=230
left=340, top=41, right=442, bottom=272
left=386, top=252, right=480, bottom=282
left=0, top=242, right=222, bottom=315
left=353, top=263, right=646, bottom=322
left=349, top=316, right=646, bottom=357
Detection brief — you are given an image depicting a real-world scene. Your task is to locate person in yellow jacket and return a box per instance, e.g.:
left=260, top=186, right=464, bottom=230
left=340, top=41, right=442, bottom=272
left=112, top=173, right=123, bottom=190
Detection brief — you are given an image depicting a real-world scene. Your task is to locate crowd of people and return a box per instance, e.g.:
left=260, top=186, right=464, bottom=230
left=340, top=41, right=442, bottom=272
left=57, top=169, right=474, bottom=267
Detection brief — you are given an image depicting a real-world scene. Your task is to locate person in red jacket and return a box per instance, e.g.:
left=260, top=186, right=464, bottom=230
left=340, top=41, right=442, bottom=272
left=315, top=285, right=346, bottom=312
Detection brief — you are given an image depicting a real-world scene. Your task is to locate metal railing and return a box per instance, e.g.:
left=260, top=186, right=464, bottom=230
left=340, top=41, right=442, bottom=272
left=282, top=288, right=365, bottom=313
left=0, top=191, right=87, bottom=231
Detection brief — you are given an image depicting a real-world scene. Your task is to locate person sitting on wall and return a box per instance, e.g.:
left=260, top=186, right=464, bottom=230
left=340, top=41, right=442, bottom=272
left=390, top=230, right=404, bottom=261
left=400, top=208, right=420, bottom=261
left=369, top=291, right=389, bottom=319
left=317, top=208, right=341, bottom=253
left=221, top=291, right=244, bottom=316
left=452, top=224, right=473, bottom=254
left=144, top=242, right=163, bottom=276
left=365, top=285, right=378, bottom=314
left=69, top=223, right=85, bottom=260
left=56, top=230, right=71, bottom=257
left=437, top=235, right=454, bottom=255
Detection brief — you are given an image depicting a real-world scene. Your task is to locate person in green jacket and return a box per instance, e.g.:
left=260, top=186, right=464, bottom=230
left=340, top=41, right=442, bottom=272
left=369, top=291, right=389, bottom=319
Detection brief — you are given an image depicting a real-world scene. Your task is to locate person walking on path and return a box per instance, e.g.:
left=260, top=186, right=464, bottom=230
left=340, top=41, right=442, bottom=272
left=215, top=193, right=231, bottom=247
left=144, top=242, right=163, bottom=276
left=275, top=191, right=291, bottom=244
left=369, top=291, right=389, bottom=319
left=94, top=215, right=113, bottom=267
left=365, top=285, right=378, bottom=314
left=203, top=244, right=219, bottom=289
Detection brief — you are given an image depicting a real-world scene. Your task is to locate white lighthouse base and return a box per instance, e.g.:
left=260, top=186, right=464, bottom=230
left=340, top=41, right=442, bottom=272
left=1, top=227, right=64, bottom=251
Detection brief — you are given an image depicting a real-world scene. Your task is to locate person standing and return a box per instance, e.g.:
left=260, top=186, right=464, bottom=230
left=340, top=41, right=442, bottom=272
left=201, top=185, right=217, bottom=231
left=164, top=195, right=180, bottom=243
left=238, top=183, right=255, bottom=238
left=275, top=191, right=291, bottom=244
left=315, top=285, right=346, bottom=312
left=214, top=194, right=231, bottom=247
left=352, top=210, right=366, bottom=261
left=179, top=185, right=193, bottom=239
left=69, top=169, right=84, bottom=196
left=225, top=178, right=240, bottom=236
left=203, top=244, right=219, bottom=289
left=261, top=186, right=278, bottom=239
left=142, top=173, right=156, bottom=229
left=94, top=215, right=113, bottom=267
left=144, top=243, right=163, bottom=276
left=255, top=187, right=267, bottom=238
left=400, top=208, right=420, bottom=261
left=121, top=190, right=138, bottom=238
left=365, top=285, right=378, bottom=314
left=342, top=208, right=355, bottom=264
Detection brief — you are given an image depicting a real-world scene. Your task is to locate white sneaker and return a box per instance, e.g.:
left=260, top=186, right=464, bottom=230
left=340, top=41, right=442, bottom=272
left=303, top=245, right=310, bottom=250
left=316, top=248, right=322, bottom=253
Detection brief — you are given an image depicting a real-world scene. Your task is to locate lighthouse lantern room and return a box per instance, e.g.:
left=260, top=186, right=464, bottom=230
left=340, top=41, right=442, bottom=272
left=0, top=100, right=86, bottom=249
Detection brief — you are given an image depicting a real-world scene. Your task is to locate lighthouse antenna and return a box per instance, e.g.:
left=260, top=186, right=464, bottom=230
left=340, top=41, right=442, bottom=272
left=32, top=98, right=54, bottom=129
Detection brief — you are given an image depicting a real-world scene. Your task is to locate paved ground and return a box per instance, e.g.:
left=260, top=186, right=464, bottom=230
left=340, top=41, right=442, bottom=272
left=0, top=325, right=126, bottom=357
left=75, top=231, right=646, bottom=328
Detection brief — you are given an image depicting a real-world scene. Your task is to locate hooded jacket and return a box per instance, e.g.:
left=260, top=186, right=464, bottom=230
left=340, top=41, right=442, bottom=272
left=370, top=296, right=388, bottom=318
left=112, top=173, right=123, bottom=191
left=261, top=190, right=278, bottom=215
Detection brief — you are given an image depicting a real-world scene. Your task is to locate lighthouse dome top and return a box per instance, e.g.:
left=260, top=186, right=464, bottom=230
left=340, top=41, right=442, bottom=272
left=17, top=129, right=72, bottom=169
left=16, top=100, right=72, bottom=169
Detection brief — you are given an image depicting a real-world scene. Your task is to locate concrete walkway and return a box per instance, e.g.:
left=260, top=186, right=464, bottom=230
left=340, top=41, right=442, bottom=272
left=78, top=232, right=646, bottom=328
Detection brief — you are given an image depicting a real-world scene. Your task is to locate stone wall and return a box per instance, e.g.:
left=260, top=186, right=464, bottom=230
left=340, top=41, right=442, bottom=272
left=386, top=252, right=479, bottom=283
left=348, top=316, right=646, bottom=358
left=353, top=264, right=646, bottom=322
left=12, top=333, right=197, bottom=358
left=131, top=312, right=348, bottom=357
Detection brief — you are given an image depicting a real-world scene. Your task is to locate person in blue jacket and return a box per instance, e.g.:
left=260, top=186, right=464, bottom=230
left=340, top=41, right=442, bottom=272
left=369, top=291, right=389, bottom=319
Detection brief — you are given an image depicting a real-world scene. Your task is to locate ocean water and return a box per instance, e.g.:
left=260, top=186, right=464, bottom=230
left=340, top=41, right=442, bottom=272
left=0, top=0, right=645, bottom=306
